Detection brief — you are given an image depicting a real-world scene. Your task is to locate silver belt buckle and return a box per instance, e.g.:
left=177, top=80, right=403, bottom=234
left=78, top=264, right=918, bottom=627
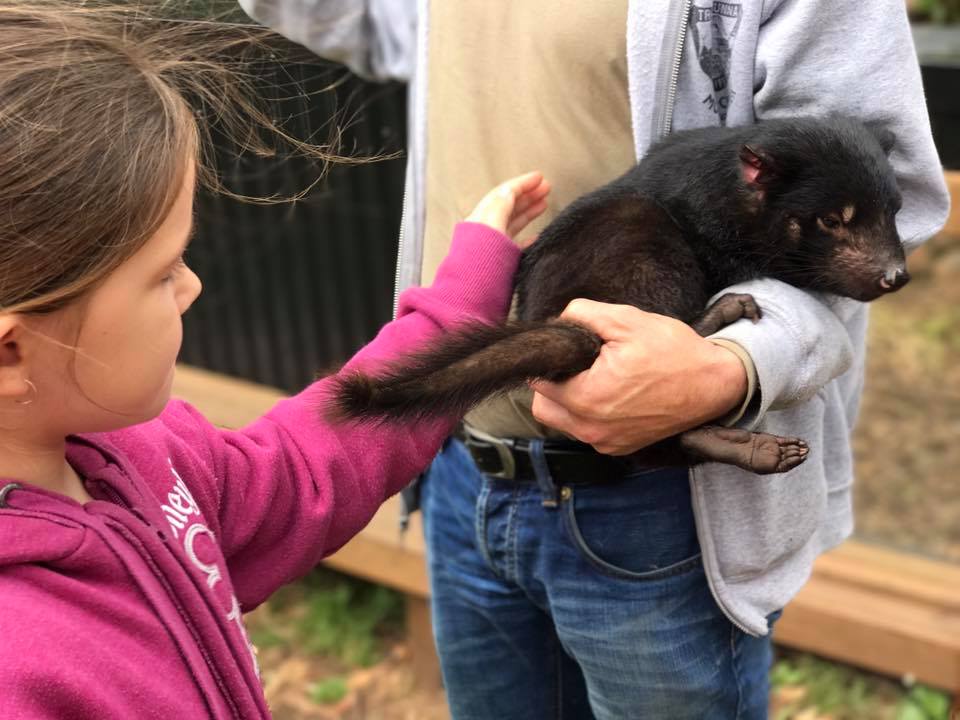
left=464, top=427, right=516, bottom=480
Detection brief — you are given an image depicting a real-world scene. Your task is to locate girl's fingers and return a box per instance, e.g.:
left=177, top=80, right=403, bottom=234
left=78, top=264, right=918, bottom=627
left=466, top=171, right=548, bottom=236
left=507, top=179, right=551, bottom=235
left=509, top=191, right=547, bottom=225
left=500, top=173, right=547, bottom=210
left=505, top=170, right=545, bottom=195
left=512, top=179, right=551, bottom=214
left=514, top=231, right=540, bottom=250
left=507, top=199, right=548, bottom=237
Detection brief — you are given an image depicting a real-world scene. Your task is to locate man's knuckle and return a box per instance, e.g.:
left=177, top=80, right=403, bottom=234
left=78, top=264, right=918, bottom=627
left=578, top=426, right=605, bottom=446
left=565, top=298, right=588, bottom=316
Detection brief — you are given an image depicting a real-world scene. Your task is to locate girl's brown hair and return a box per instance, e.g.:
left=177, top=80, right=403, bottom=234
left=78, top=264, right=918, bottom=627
left=0, top=1, right=341, bottom=315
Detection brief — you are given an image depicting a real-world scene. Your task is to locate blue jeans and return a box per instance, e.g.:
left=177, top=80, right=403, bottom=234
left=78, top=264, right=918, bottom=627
left=420, top=438, right=778, bottom=720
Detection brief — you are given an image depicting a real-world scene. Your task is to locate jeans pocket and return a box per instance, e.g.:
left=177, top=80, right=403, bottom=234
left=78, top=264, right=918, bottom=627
left=561, top=468, right=702, bottom=581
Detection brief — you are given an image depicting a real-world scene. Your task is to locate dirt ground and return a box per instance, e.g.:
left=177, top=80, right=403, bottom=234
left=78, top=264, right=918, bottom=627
left=250, top=231, right=960, bottom=719
left=852, top=229, right=960, bottom=562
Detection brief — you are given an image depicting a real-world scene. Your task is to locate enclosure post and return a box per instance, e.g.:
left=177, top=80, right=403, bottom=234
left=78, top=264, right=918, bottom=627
left=406, top=596, right=443, bottom=691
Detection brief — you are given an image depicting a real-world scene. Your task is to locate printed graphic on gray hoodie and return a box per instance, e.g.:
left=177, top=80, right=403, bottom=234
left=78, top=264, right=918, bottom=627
left=691, top=2, right=743, bottom=123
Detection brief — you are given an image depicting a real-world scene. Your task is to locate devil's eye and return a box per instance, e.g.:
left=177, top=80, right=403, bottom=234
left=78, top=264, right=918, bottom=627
left=819, top=214, right=841, bottom=230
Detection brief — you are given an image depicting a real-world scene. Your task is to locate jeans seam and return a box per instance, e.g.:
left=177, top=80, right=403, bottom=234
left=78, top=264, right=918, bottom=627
left=730, top=622, right=745, bottom=720
left=505, top=484, right=521, bottom=584
left=474, top=477, right=499, bottom=575
left=551, top=630, right=561, bottom=720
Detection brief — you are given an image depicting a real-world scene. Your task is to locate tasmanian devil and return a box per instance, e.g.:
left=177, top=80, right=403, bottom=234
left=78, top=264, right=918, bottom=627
left=328, top=115, right=910, bottom=474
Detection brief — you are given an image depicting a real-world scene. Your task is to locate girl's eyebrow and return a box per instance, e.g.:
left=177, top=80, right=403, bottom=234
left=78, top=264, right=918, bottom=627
left=163, top=215, right=197, bottom=271
left=178, top=214, right=198, bottom=256
left=184, top=211, right=198, bottom=249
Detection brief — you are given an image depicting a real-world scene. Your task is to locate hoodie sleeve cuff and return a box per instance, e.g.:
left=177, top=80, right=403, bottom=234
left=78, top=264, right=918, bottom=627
left=707, top=338, right=758, bottom=427
left=706, top=279, right=854, bottom=429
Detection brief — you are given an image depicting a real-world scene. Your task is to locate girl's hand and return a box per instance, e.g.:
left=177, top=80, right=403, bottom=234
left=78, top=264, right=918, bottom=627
left=466, top=171, right=550, bottom=248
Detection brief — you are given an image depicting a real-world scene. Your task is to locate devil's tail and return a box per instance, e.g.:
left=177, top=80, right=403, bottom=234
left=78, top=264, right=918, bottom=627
left=327, top=320, right=602, bottom=423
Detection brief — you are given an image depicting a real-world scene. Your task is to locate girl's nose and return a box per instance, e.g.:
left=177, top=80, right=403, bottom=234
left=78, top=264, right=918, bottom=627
left=179, top=267, right=202, bottom=314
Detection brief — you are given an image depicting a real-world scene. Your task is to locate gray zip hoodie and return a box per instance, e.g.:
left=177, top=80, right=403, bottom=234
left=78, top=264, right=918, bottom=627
left=239, top=0, right=950, bottom=636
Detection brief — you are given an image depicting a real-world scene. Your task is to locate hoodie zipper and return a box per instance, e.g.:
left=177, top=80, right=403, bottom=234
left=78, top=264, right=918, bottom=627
left=391, top=185, right=409, bottom=318
left=658, top=3, right=758, bottom=639
left=100, top=481, right=129, bottom=509
left=657, top=0, right=693, bottom=139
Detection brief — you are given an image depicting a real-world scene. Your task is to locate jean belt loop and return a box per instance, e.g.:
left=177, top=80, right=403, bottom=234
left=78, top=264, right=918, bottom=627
left=528, top=439, right=560, bottom=508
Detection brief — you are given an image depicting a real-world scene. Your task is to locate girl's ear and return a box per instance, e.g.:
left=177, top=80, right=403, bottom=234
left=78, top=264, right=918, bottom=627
left=0, top=316, right=32, bottom=402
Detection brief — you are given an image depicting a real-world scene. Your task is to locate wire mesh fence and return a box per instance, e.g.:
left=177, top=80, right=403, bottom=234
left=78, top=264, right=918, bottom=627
left=181, top=52, right=407, bottom=393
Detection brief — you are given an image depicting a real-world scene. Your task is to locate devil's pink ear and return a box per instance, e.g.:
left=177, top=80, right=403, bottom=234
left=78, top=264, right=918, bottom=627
left=739, top=144, right=777, bottom=186
left=863, top=120, right=896, bottom=155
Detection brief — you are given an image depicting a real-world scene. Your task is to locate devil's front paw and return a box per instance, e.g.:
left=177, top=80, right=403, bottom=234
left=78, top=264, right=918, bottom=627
left=691, top=293, right=762, bottom=336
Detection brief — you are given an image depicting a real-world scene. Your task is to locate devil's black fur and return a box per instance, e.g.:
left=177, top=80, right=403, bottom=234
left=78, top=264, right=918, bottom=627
left=330, top=115, right=906, bottom=436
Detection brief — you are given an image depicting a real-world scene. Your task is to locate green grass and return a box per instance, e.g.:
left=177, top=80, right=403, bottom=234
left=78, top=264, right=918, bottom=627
left=918, top=308, right=960, bottom=352
left=771, top=652, right=953, bottom=720
left=257, top=568, right=404, bottom=669
left=896, top=686, right=953, bottom=720
left=246, top=625, right=285, bottom=651
left=297, top=576, right=402, bottom=667
left=913, top=0, right=960, bottom=24
left=308, top=676, right=348, bottom=705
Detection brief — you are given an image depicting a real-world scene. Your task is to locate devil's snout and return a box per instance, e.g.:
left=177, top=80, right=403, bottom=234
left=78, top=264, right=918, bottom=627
left=878, top=266, right=910, bottom=293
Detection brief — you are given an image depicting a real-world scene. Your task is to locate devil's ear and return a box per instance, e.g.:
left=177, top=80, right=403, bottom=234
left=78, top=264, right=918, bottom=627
left=864, top=120, right=896, bottom=155
left=739, top=144, right=778, bottom=186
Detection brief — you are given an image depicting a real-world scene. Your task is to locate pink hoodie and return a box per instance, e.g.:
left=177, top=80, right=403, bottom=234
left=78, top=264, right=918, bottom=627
left=0, top=223, right=519, bottom=719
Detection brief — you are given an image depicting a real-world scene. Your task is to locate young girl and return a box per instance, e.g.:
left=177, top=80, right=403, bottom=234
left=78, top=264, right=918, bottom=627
left=0, top=4, right=549, bottom=717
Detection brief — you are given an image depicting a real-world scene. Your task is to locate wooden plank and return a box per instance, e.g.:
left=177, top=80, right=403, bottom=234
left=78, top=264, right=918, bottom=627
left=776, top=575, right=960, bottom=691
left=812, top=541, right=960, bottom=611
left=173, top=365, right=284, bottom=428
left=405, top=597, right=443, bottom=691
left=323, top=498, right=429, bottom=599
left=945, top=171, right=960, bottom=238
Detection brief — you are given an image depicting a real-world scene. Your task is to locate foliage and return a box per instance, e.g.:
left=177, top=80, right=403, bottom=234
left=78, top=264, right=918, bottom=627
left=263, top=568, right=404, bottom=668
left=770, top=652, right=952, bottom=720
left=308, top=677, right=348, bottom=705
left=913, top=0, right=960, bottom=24
left=896, top=685, right=952, bottom=720
left=299, top=580, right=402, bottom=666
left=771, top=654, right=875, bottom=719
left=247, top=625, right=285, bottom=651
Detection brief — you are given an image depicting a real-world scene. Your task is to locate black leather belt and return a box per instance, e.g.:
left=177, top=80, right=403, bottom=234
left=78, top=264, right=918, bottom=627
left=459, top=427, right=630, bottom=483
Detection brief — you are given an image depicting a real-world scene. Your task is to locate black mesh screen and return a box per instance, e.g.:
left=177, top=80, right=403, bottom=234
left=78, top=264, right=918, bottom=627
left=180, top=56, right=407, bottom=393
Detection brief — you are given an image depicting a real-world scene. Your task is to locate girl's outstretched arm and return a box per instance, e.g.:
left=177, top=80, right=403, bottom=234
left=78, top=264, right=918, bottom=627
left=113, top=173, right=548, bottom=610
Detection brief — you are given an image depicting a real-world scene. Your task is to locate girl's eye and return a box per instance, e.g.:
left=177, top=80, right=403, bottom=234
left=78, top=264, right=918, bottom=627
left=162, top=256, right=187, bottom=283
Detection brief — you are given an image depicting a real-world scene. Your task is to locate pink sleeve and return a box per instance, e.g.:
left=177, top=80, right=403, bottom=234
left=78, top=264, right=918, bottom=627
left=165, top=222, right=518, bottom=608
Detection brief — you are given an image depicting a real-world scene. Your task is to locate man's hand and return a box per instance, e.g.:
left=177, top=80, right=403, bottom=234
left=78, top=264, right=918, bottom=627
left=466, top=171, right=550, bottom=249
left=530, top=299, right=749, bottom=455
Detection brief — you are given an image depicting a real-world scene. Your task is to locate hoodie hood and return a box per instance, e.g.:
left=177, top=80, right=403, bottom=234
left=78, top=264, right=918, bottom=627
left=0, top=437, right=123, bottom=568
left=0, top=492, right=87, bottom=566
